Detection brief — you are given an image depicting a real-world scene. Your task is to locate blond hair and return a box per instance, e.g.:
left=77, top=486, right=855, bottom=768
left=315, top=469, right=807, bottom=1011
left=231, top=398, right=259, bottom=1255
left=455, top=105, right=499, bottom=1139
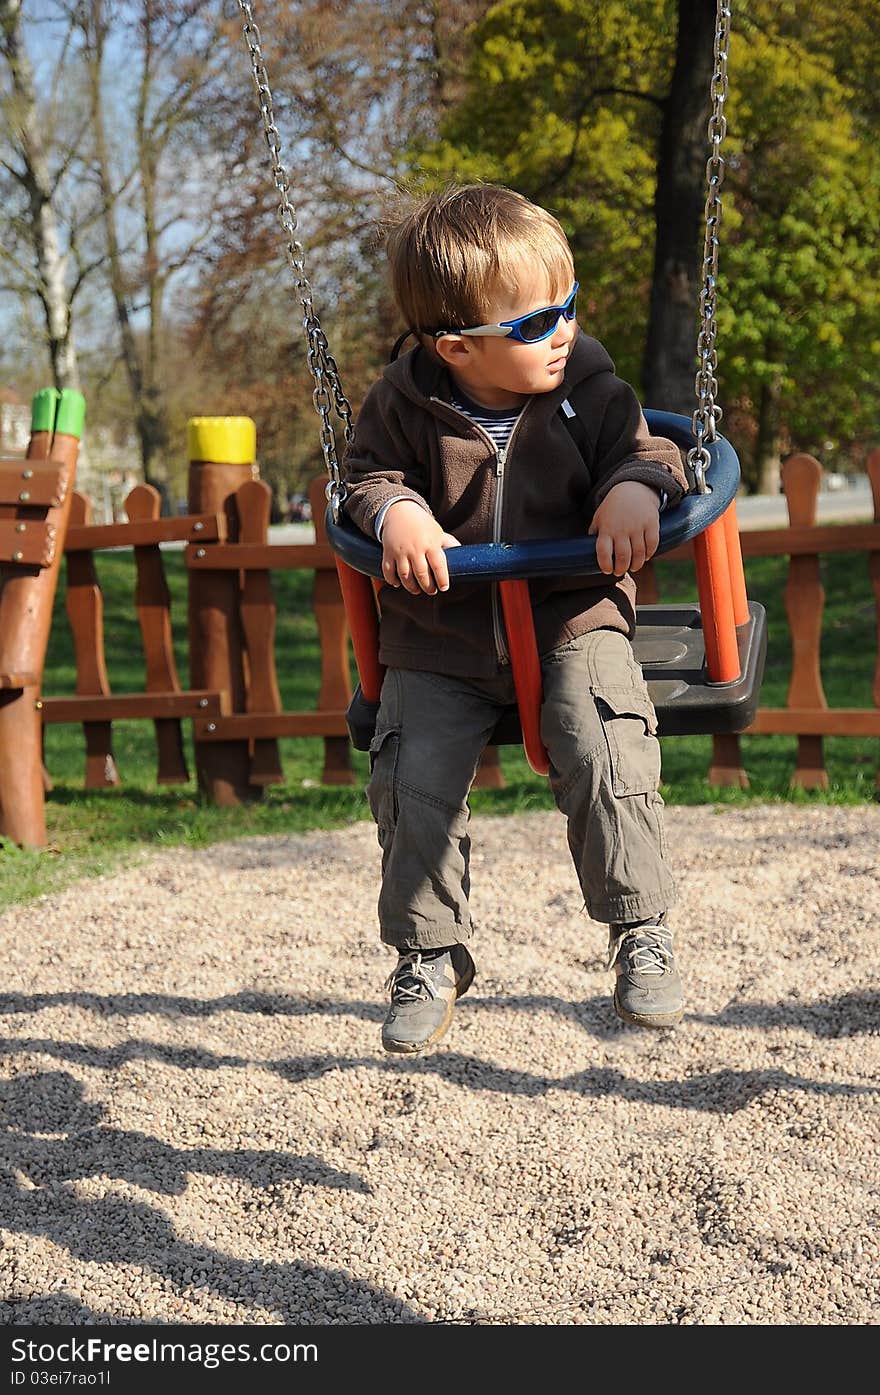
left=385, top=184, right=575, bottom=333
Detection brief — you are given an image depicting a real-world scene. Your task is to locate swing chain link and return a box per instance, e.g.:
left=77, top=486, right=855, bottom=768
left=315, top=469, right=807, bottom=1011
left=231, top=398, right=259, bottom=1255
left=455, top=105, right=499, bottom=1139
left=688, top=0, right=731, bottom=495
left=236, top=0, right=353, bottom=520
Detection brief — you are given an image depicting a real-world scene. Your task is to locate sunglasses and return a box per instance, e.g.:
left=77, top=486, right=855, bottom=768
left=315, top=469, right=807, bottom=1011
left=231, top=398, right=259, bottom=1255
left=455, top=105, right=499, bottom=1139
left=433, top=282, right=579, bottom=345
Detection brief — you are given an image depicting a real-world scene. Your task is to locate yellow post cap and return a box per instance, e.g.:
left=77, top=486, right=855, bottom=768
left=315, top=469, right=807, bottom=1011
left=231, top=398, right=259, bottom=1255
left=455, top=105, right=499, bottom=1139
left=187, top=416, right=256, bottom=464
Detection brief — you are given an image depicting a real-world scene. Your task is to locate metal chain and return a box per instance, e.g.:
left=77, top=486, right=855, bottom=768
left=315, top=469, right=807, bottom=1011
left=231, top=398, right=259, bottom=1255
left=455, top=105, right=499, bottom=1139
left=236, top=0, right=353, bottom=518
left=238, top=0, right=729, bottom=503
left=688, top=0, right=731, bottom=493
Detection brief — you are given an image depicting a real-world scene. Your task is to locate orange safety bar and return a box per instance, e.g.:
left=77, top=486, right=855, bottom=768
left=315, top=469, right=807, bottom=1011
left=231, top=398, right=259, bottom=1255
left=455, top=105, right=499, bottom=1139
left=693, top=515, right=741, bottom=683
left=335, top=558, right=385, bottom=703
left=499, top=579, right=550, bottom=776
left=721, top=499, right=750, bottom=626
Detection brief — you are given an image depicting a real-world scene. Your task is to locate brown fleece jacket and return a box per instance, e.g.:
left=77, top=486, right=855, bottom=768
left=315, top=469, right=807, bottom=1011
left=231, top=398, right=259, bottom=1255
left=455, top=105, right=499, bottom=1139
left=342, top=330, right=688, bottom=679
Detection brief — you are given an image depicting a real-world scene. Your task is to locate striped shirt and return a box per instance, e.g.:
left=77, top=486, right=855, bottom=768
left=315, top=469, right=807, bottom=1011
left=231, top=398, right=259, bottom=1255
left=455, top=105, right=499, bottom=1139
left=450, top=389, right=522, bottom=455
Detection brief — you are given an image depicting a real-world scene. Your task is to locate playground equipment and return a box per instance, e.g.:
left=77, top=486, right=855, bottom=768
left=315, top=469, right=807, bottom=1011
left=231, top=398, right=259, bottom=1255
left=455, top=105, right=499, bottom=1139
left=237, top=0, right=767, bottom=773
left=0, top=388, right=84, bottom=847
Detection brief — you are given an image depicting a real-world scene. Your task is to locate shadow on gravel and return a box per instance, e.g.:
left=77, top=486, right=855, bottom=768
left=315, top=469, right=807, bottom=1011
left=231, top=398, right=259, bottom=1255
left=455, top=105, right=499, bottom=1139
left=0, top=1180, right=420, bottom=1323
left=380, top=1055, right=878, bottom=1112
left=0, top=1072, right=370, bottom=1197
left=692, top=990, right=880, bottom=1037
left=1, top=1292, right=122, bottom=1324
left=269, top=1052, right=877, bottom=1114
left=0, top=989, right=385, bottom=1022
left=3, top=985, right=874, bottom=1041
left=0, top=1032, right=251, bottom=1072
left=0, top=1074, right=417, bottom=1323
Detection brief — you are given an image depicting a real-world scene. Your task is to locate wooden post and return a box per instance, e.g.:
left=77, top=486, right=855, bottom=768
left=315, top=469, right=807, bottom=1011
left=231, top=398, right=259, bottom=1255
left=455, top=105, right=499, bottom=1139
left=709, top=732, right=749, bottom=788
left=472, top=744, right=505, bottom=789
left=237, top=479, right=284, bottom=786
left=781, top=453, right=828, bottom=789
left=126, top=483, right=188, bottom=784
left=187, top=417, right=257, bottom=805
left=0, top=389, right=82, bottom=847
left=65, top=492, right=118, bottom=788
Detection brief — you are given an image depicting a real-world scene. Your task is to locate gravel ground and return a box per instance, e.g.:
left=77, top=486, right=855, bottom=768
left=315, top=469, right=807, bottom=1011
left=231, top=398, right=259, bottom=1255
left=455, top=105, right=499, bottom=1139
left=0, top=803, right=877, bottom=1326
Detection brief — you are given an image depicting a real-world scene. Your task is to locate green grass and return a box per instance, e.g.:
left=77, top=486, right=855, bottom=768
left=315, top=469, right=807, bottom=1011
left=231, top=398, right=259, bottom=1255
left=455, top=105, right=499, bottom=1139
left=1, top=544, right=876, bottom=909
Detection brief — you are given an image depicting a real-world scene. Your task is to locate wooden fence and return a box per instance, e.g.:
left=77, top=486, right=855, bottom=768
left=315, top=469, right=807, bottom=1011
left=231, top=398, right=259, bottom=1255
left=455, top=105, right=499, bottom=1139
left=41, top=442, right=880, bottom=798
left=636, top=447, right=880, bottom=788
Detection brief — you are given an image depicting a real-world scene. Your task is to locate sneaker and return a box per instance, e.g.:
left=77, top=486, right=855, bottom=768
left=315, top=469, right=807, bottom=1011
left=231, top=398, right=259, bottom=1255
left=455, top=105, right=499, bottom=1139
left=382, top=944, right=476, bottom=1054
left=607, top=916, right=683, bottom=1028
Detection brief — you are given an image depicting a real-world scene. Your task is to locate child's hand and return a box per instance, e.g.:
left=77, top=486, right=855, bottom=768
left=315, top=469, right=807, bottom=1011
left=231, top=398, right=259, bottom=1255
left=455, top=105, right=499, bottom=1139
left=381, top=500, right=461, bottom=595
left=588, top=481, right=662, bottom=576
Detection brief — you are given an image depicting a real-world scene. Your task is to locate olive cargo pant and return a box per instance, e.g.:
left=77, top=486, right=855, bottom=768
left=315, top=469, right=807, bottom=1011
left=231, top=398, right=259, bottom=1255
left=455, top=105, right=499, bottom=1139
left=367, top=629, right=676, bottom=950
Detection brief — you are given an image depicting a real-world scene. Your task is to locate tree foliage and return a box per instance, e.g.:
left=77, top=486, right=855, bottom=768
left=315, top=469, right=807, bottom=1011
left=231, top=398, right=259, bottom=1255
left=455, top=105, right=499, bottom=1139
left=412, top=0, right=880, bottom=483
left=719, top=8, right=880, bottom=479
left=3, top=1, right=879, bottom=500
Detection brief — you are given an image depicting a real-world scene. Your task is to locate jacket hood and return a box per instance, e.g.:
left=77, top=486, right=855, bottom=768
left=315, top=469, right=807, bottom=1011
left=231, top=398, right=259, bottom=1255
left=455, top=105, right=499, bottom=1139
left=381, top=329, right=615, bottom=409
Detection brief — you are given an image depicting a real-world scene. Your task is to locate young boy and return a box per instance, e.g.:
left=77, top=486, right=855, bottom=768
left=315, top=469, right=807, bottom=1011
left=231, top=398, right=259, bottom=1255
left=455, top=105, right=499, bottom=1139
left=343, top=184, right=689, bottom=1054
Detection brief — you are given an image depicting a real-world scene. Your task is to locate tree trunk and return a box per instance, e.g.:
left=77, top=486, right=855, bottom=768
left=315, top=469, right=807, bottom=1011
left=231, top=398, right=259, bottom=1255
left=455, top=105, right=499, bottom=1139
left=0, top=0, right=88, bottom=437
left=83, top=0, right=164, bottom=494
left=642, top=0, right=717, bottom=413
left=137, top=391, right=172, bottom=512
left=752, top=375, right=782, bottom=495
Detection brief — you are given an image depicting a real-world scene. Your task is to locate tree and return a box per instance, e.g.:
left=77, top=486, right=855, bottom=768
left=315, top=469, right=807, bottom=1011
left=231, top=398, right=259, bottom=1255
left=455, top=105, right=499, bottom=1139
left=188, top=0, right=493, bottom=501
left=2, top=1, right=265, bottom=500
left=0, top=0, right=87, bottom=395
left=74, top=0, right=255, bottom=499
left=642, top=0, right=717, bottom=414
left=412, top=0, right=880, bottom=486
left=719, top=7, right=880, bottom=489
left=415, top=0, right=668, bottom=390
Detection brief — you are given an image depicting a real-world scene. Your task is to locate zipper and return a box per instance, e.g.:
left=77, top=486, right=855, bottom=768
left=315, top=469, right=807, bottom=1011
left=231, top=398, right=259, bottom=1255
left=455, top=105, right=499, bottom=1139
left=429, top=396, right=532, bottom=668
left=489, top=405, right=531, bottom=665
left=491, top=444, right=509, bottom=663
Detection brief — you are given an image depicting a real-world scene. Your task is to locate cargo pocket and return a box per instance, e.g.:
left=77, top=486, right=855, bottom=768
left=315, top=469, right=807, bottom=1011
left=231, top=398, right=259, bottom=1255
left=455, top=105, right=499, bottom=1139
left=592, top=686, right=660, bottom=797
left=367, top=725, right=400, bottom=831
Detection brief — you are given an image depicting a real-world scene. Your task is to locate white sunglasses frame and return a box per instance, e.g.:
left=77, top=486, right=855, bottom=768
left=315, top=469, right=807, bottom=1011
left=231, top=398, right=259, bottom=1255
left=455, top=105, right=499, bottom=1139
left=433, top=283, right=579, bottom=344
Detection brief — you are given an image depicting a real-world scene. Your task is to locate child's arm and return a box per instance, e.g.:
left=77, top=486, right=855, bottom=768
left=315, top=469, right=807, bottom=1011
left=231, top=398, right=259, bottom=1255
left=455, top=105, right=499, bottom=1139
left=380, top=500, right=460, bottom=595
left=342, top=379, right=460, bottom=595
left=343, top=380, right=434, bottom=538
left=588, top=480, right=662, bottom=576
left=579, top=373, right=689, bottom=576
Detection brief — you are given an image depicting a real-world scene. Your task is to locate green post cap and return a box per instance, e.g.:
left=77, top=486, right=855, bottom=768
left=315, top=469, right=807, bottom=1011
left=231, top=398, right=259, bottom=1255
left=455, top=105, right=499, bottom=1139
left=55, top=390, right=86, bottom=440
left=30, top=387, right=86, bottom=439
left=30, top=387, right=61, bottom=434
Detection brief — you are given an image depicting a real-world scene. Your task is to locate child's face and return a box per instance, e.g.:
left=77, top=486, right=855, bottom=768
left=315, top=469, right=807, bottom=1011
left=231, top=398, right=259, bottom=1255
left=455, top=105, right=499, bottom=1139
left=436, top=271, right=579, bottom=409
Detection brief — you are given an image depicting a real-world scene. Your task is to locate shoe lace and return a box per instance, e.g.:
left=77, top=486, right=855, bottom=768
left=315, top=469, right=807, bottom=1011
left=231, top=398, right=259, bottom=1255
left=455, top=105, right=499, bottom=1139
left=384, top=951, right=437, bottom=1003
left=606, top=924, right=673, bottom=975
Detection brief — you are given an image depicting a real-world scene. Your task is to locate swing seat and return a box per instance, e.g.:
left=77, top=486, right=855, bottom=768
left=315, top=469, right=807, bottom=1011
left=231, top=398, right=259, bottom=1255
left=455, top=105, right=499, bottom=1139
left=328, top=410, right=768, bottom=759
left=345, top=597, right=766, bottom=751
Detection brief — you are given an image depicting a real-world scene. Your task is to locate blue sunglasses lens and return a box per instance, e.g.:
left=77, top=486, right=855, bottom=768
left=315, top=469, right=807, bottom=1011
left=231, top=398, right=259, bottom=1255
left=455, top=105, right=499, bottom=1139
left=517, top=289, right=578, bottom=342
